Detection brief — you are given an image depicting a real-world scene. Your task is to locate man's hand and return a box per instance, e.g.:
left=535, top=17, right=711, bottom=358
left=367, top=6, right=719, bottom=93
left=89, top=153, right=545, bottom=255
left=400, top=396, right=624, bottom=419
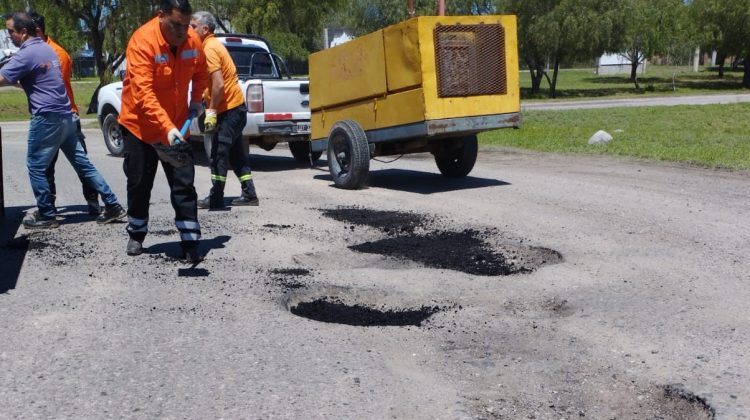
left=204, top=109, right=217, bottom=133
left=188, top=101, right=204, bottom=117
left=167, top=127, right=184, bottom=145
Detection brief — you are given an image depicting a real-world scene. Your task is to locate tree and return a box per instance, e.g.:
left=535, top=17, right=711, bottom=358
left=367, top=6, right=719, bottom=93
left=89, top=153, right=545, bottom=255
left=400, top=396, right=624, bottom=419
left=618, top=0, right=687, bottom=88
left=688, top=0, right=750, bottom=84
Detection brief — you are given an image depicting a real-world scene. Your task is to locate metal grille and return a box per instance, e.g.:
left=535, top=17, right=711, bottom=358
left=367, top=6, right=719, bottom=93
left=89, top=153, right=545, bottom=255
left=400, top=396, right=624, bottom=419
left=434, top=23, right=507, bottom=98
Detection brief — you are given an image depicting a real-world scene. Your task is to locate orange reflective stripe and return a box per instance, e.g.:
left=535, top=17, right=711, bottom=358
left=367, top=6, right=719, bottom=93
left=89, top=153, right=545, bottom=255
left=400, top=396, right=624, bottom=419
left=119, top=17, right=208, bottom=144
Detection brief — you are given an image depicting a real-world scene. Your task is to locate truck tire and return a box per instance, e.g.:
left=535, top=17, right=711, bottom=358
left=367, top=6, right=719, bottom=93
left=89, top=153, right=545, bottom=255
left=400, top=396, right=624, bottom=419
left=289, top=141, right=322, bottom=163
left=327, top=120, right=370, bottom=189
left=102, top=112, right=124, bottom=157
left=434, top=135, right=478, bottom=178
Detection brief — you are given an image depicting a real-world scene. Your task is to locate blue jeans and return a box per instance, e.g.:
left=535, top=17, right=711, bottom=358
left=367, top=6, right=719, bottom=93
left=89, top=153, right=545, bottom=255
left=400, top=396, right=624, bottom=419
left=27, top=113, right=118, bottom=218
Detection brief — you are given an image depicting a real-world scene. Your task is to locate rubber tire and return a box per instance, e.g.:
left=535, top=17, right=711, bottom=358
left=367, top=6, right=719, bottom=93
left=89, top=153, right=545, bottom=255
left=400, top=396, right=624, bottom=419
left=102, top=112, right=124, bottom=157
left=434, top=135, right=478, bottom=178
left=289, top=141, right=322, bottom=163
left=327, top=120, right=370, bottom=189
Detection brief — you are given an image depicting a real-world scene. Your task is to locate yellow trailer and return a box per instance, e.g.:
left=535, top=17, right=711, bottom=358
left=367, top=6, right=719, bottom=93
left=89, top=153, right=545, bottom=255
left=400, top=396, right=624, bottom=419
left=309, top=15, right=520, bottom=189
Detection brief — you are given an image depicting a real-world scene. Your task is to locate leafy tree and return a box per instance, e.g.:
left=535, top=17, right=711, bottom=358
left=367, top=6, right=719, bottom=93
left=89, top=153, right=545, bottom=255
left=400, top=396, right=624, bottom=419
left=688, top=0, right=750, bottom=84
left=618, top=0, right=687, bottom=88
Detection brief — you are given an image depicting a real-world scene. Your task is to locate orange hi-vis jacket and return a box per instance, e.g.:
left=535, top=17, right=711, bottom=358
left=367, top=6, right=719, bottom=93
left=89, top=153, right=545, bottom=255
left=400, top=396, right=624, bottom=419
left=119, top=17, right=208, bottom=144
left=46, top=36, right=78, bottom=114
left=202, top=34, right=244, bottom=114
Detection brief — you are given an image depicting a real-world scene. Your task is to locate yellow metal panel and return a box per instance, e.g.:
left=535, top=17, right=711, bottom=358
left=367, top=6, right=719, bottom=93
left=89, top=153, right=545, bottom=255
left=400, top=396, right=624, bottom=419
left=312, top=89, right=426, bottom=141
left=309, top=30, right=387, bottom=111
left=383, top=18, right=422, bottom=92
left=417, top=15, right=520, bottom=120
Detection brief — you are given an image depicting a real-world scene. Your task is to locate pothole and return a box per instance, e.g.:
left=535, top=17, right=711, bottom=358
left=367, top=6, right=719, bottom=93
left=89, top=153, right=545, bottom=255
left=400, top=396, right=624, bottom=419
left=320, top=207, right=431, bottom=234
left=321, top=207, right=562, bottom=276
left=285, top=286, right=452, bottom=327
left=660, top=384, right=716, bottom=419
left=350, top=229, right=561, bottom=276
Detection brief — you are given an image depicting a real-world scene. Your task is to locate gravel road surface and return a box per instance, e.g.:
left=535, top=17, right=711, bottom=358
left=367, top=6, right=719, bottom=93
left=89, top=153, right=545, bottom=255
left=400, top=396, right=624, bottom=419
left=0, top=124, right=747, bottom=419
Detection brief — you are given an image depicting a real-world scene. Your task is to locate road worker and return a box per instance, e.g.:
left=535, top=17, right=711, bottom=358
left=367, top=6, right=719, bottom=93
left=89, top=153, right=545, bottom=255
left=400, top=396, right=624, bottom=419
left=0, top=12, right=126, bottom=229
left=191, top=11, right=259, bottom=209
left=30, top=12, right=102, bottom=216
left=118, top=0, right=208, bottom=262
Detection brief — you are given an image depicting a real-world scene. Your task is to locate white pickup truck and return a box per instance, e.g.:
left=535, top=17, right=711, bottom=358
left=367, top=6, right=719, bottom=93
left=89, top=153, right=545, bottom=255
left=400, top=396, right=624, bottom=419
left=96, top=34, right=318, bottom=162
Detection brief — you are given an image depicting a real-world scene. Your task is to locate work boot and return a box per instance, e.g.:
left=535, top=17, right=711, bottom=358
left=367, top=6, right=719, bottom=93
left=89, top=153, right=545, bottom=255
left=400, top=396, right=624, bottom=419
left=87, top=199, right=102, bottom=216
left=231, top=195, right=259, bottom=206
left=181, top=242, right=203, bottom=264
left=198, top=196, right=225, bottom=210
left=23, top=213, right=59, bottom=229
left=96, top=203, right=127, bottom=224
left=126, top=238, right=143, bottom=256
left=33, top=210, right=64, bottom=221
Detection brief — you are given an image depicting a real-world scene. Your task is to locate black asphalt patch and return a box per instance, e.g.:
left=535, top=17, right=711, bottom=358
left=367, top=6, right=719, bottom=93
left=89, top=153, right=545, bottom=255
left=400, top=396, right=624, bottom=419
left=320, top=207, right=430, bottom=234
left=290, top=298, right=441, bottom=327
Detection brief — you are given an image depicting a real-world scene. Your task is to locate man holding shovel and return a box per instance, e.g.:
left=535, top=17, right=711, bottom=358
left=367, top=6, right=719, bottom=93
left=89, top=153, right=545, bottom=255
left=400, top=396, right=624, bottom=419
left=118, top=0, right=207, bottom=262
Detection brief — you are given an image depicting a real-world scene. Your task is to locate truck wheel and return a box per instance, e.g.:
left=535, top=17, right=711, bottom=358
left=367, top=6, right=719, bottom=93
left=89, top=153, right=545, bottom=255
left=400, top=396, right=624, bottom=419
left=327, top=120, right=370, bottom=189
left=434, top=135, right=478, bottom=178
left=289, top=141, right=322, bottom=163
left=102, top=112, right=124, bottom=157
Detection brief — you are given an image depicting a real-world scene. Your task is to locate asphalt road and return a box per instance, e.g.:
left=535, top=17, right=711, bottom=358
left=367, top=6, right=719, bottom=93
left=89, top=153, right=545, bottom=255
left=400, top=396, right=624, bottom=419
left=0, top=124, right=747, bottom=419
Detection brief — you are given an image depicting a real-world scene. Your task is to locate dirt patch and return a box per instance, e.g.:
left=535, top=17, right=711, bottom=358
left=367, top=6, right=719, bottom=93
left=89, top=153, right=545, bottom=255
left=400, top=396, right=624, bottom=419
left=267, top=267, right=311, bottom=290
left=320, top=207, right=431, bottom=235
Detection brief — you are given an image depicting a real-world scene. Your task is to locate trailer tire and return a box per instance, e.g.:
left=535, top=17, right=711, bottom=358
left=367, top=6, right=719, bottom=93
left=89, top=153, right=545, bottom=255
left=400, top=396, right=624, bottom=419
left=102, top=112, right=124, bottom=157
left=289, top=140, right=322, bottom=163
left=327, top=120, right=370, bottom=189
left=434, top=135, right=478, bottom=178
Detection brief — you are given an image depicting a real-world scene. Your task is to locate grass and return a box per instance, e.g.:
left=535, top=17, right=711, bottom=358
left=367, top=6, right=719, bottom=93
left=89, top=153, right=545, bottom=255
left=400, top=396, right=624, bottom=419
left=480, top=102, right=750, bottom=171
left=0, top=79, right=100, bottom=121
left=521, top=66, right=748, bottom=100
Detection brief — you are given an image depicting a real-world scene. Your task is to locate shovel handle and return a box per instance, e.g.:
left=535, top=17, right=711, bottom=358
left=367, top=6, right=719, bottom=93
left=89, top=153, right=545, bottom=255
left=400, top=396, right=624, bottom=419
left=176, top=110, right=197, bottom=144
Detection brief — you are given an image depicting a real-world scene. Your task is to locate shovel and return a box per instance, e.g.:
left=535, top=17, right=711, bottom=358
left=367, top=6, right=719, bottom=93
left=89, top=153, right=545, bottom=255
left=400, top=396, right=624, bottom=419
left=152, top=111, right=196, bottom=168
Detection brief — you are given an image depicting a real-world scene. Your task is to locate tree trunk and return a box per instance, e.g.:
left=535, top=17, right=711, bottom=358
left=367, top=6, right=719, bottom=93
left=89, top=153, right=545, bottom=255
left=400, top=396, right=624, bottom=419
left=717, top=53, right=726, bottom=78
left=630, top=58, right=640, bottom=90
left=743, top=56, right=750, bottom=88
left=549, top=59, right=560, bottom=99
left=529, top=65, right=544, bottom=94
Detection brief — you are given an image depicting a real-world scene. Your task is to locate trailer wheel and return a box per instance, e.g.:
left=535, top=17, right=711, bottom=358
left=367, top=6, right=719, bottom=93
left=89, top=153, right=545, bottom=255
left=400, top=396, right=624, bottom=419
left=102, top=112, right=124, bottom=157
left=327, top=120, right=370, bottom=189
left=289, top=141, right=322, bottom=163
left=434, top=135, right=478, bottom=178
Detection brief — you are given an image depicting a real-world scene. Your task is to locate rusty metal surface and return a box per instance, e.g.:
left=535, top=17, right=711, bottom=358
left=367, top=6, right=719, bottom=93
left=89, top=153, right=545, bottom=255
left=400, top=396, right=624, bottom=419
left=434, top=23, right=507, bottom=98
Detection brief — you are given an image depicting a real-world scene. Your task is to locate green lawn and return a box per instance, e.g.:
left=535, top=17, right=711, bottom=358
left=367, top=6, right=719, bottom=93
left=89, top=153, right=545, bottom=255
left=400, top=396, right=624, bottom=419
left=0, top=80, right=100, bottom=121
left=481, top=102, right=750, bottom=171
left=522, top=66, right=748, bottom=100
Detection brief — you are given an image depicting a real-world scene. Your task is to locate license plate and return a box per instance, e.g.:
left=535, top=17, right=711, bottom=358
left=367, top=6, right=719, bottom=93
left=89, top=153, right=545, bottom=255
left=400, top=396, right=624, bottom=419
left=296, top=122, right=311, bottom=134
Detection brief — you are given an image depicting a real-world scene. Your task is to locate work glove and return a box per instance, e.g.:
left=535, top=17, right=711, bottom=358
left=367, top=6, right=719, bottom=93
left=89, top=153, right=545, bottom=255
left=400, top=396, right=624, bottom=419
left=188, top=101, right=204, bottom=117
left=204, top=109, right=217, bottom=133
left=167, top=127, right=184, bottom=145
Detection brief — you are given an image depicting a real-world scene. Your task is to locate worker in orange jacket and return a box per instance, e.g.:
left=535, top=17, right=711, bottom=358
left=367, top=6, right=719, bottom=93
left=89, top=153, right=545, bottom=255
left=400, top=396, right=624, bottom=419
left=118, top=0, right=208, bottom=262
left=191, top=11, right=258, bottom=209
left=30, top=12, right=101, bottom=216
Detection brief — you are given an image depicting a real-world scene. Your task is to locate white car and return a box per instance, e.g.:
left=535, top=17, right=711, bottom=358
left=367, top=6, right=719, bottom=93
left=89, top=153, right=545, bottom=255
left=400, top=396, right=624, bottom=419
left=96, top=34, right=317, bottom=162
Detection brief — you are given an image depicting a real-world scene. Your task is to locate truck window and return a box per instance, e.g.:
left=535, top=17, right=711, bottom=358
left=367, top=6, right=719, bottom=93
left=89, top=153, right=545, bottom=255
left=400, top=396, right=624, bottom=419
left=227, top=46, right=279, bottom=80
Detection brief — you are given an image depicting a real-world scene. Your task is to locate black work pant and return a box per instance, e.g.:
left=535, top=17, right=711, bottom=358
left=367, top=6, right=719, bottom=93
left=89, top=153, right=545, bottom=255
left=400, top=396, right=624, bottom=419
left=122, top=127, right=200, bottom=245
left=46, top=119, right=98, bottom=206
left=209, top=105, right=253, bottom=195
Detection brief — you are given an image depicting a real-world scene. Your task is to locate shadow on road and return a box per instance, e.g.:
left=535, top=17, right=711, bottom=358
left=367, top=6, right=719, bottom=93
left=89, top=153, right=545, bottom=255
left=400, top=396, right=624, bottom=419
left=144, top=234, right=231, bottom=277
left=0, top=205, right=31, bottom=294
left=314, top=168, right=510, bottom=195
